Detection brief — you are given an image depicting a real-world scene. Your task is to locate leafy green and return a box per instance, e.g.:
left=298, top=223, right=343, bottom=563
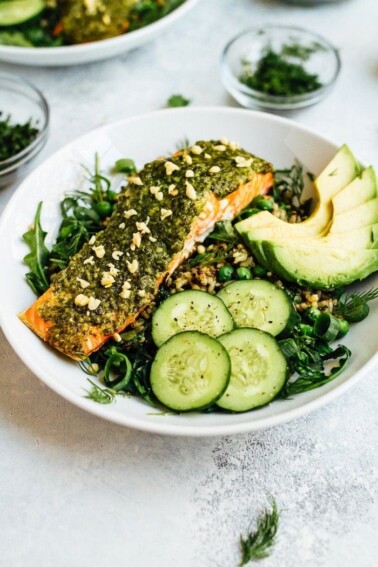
left=280, top=332, right=351, bottom=398
left=22, top=202, right=50, bottom=296
left=206, top=220, right=237, bottom=243
left=167, top=94, right=191, bottom=108
left=240, top=497, right=279, bottom=564
left=113, top=158, right=137, bottom=174
left=84, top=379, right=129, bottom=405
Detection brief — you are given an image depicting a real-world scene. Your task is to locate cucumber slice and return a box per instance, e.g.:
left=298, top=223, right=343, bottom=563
left=216, top=328, right=287, bottom=412
left=150, top=331, right=231, bottom=412
left=217, top=280, right=297, bottom=337
left=152, top=290, right=234, bottom=347
left=0, top=0, right=45, bottom=27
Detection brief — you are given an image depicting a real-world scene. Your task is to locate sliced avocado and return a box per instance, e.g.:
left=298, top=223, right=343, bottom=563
left=0, top=0, right=45, bottom=27
left=330, top=198, right=378, bottom=234
left=262, top=241, right=378, bottom=289
left=235, top=145, right=359, bottom=240
left=332, top=166, right=377, bottom=215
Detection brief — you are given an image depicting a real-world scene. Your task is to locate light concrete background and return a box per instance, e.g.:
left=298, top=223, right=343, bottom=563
left=0, top=1, right=377, bottom=565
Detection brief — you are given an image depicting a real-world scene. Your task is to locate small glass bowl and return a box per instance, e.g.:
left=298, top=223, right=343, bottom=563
left=221, top=25, right=341, bottom=111
left=0, top=72, right=49, bottom=187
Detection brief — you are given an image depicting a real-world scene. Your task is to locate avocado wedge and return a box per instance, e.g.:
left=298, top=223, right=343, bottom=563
left=332, top=166, right=377, bottom=215
left=262, top=241, right=378, bottom=289
left=330, top=198, right=378, bottom=234
left=236, top=145, right=359, bottom=241
left=0, top=0, right=45, bottom=27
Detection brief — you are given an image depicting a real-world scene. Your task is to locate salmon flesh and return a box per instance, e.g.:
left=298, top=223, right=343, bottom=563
left=20, top=140, right=273, bottom=360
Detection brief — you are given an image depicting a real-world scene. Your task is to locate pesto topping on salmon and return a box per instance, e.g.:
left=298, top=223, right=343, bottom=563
left=37, top=140, right=273, bottom=357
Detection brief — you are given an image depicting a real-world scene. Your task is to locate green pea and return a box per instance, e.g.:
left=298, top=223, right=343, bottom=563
left=304, top=307, right=321, bottom=322
left=297, top=323, right=314, bottom=337
left=236, top=267, right=252, bottom=280
left=337, top=319, right=350, bottom=338
left=107, top=190, right=118, bottom=203
left=94, top=201, right=113, bottom=217
left=114, top=158, right=137, bottom=174
left=218, top=265, right=234, bottom=282
left=253, top=265, right=267, bottom=278
left=252, top=196, right=274, bottom=211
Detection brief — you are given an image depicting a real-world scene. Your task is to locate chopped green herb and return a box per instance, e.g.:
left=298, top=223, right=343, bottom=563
left=0, top=112, right=39, bottom=161
left=166, top=94, right=191, bottom=108
left=240, top=497, right=279, bottom=564
left=240, top=44, right=322, bottom=96
left=84, top=379, right=118, bottom=404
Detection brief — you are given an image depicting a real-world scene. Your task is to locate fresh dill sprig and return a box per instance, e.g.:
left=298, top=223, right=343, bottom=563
left=240, top=497, right=279, bottom=564
left=84, top=379, right=117, bottom=405
left=175, top=137, right=190, bottom=151
left=335, top=287, right=378, bottom=322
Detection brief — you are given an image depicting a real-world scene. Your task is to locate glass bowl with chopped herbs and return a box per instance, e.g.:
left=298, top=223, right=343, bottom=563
left=0, top=72, right=49, bottom=187
left=221, top=25, right=341, bottom=110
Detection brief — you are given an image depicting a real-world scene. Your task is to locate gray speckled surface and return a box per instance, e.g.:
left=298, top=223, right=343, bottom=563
left=0, top=0, right=377, bottom=565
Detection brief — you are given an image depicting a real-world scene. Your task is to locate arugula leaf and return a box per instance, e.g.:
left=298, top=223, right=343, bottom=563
left=166, top=94, right=191, bottom=108
left=279, top=332, right=351, bottom=398
left=22, top=202, right=50, bottom=296
left=240, top=497, right=279, bottom=564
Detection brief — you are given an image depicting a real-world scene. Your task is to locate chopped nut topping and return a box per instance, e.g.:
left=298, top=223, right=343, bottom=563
left=101, top=273, right=115, bottom=288
left=92, top=245, right=105, bottom=259
left=214, top=144, right=226, bottom=151
left=107, top=263, right=120, bottom=276
left=74, top=294, right=89, bottom=307
left=88, top=235, right=96, bottom=245
left=204, top=153, right=211, bottom=159
left=168, top=184, right=178, bottom=196
left=229, top=141, right=240, bottom=150
left=184, top=154, right=193, bottom=165
left=161, top=208, right=173, bottom=220
left=165, top=161, right=180, bottom=175
left=102, top=13, right=111, bottom=25
left=128, top=176, right=143, bottom=186
left=124, top=209, right=138, bottom=219
left=197, top=245, right=206, bottom=254
left=235, top=156, right=246, bottom=164
left=119, top=222, right=126, bottom=229
left=76, top=277, right=90, bottom=289
left=236, top=158, right=253, bottom=168
left=120, top=281, right=132, bottom=299
left=185, top=169, right=194, bottom=178
left=132, top=232, right=142, bottom=248
left=136, top=220, right=150, bottom=234
left=88, top=297, right=101, bottom=311
left=113, top=333, right=122, bottom=343
left=149, top=236, right=157, bottom=243
left=137, top=290, right=146, bottom=298
left=127, top=259, right=139, bottom=274
left=83, top=256, right=95, bottom=265
left=155, top=191, right=164, bottom=201
left=185, top=181, right=197, bottom=200
left=220, top=137, right=229, bottom=145
left=112, top=250, right=123, bottom=261
left=209, top=166, right=221, bottom=173
left=191, top=145, right=203, bottom=155
left=150, top=186, right=160, bottom=195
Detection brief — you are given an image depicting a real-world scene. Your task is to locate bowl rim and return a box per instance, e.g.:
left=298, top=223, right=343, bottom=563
left=221, top=24, right=342, bottom=106
left=0, top=72, right=50, bottom=167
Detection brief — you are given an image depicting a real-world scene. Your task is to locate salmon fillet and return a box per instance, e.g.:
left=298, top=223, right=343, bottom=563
left=20, top=140, right=273, bottom=360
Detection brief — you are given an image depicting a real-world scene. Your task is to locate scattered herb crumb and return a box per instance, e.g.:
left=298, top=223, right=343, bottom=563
left=240, top=43, right=322, bottom=96
left=166, top=94, right=191, bottom=107
left=240, top=497, right=279, bottom=564
left=0, top=112, right=39, bottom=161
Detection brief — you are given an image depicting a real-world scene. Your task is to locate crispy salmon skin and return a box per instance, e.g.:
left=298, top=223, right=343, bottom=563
left=20, top=140, right=273, bottom=360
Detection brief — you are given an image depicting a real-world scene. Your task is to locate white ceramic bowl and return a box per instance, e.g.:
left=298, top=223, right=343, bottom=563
left=0, top=0, right=200, bottom=66
left=0, top=107, right=376, bottom=436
